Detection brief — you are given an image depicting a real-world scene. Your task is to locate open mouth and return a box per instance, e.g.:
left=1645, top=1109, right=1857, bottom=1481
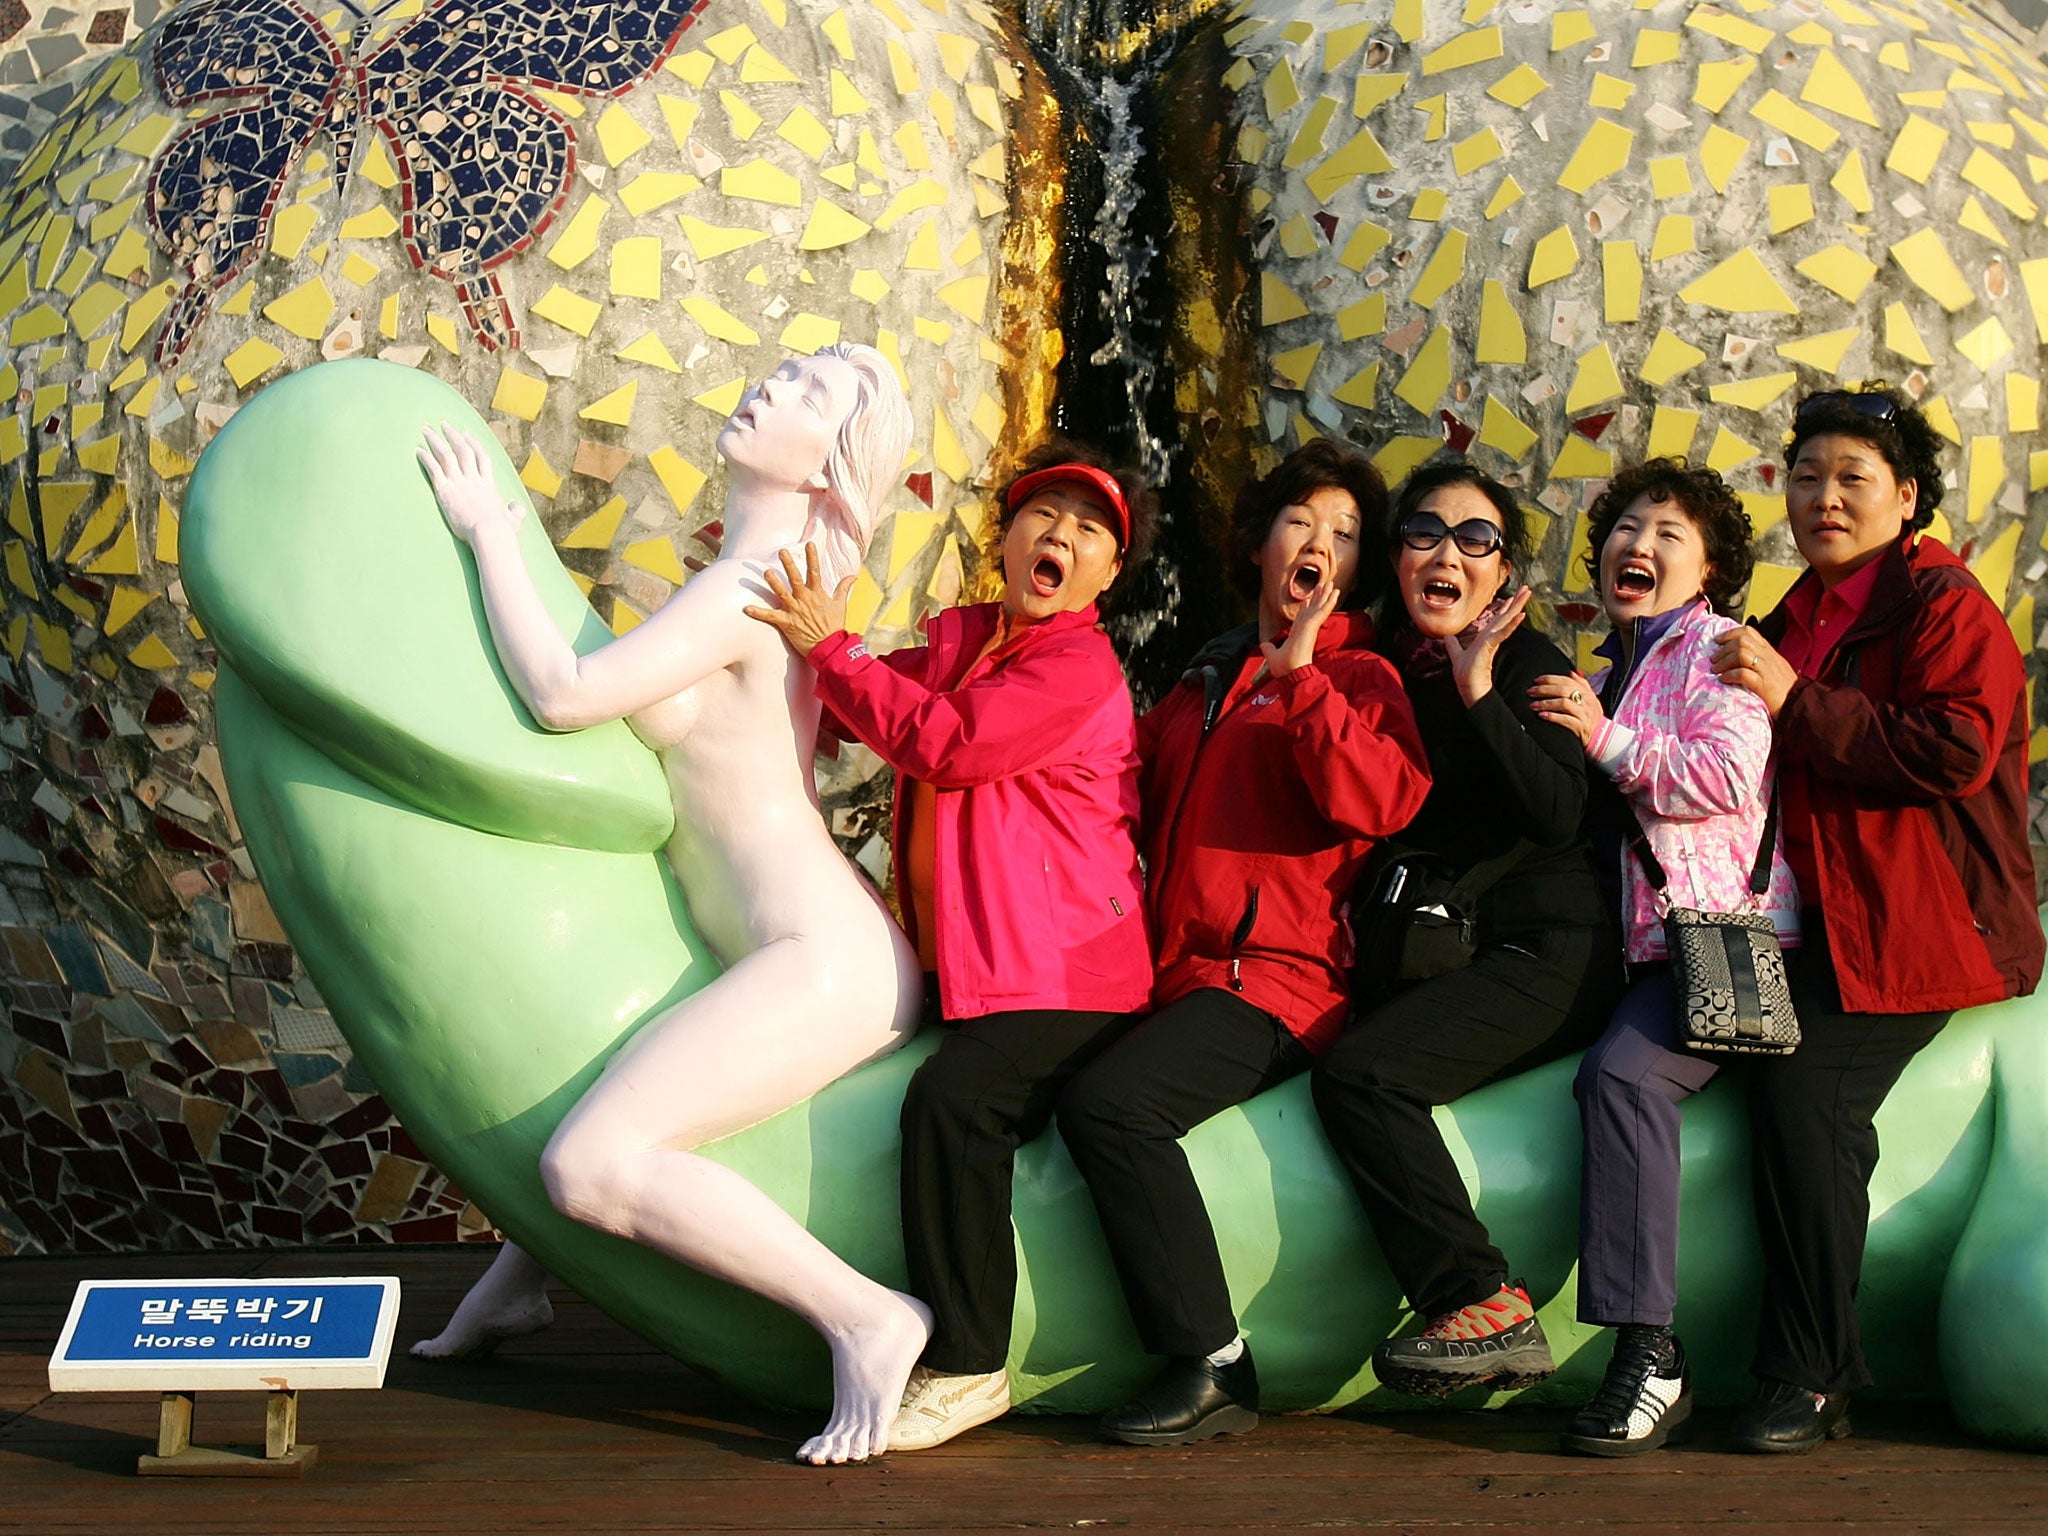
left=1029, top=553, right=1067, bottom=598
left=1611, top=561, right=1656, bottom=601
left=1287, top=562, right=1322, bottom=602
left=1420, top=578, right=1462, bottom=610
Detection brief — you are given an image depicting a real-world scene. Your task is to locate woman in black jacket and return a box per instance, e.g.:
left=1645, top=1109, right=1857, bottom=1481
left=1312, top=458, right=1625, bottom=1399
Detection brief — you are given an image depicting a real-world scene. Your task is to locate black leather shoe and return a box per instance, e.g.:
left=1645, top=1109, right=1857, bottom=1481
left=1729, top=1377, right=1852, bottom=1453
left=1559, top=1325, right=1692, bottom=1457
left=1099, top=1348, right=1260, bottom=1446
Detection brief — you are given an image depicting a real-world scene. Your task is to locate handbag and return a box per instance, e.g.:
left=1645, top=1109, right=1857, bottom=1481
left=1622, top=794, right=1800, bottom=1055
left=1353, top=840, right=1534, bottom=985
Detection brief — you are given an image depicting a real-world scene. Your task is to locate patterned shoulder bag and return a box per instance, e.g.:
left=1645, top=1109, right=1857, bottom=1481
left=1621, top=794, right=1800, bottom=1056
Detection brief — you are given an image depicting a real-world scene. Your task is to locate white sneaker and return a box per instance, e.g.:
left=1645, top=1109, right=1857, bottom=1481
left=888, top=1365, right=1011, bottom=1451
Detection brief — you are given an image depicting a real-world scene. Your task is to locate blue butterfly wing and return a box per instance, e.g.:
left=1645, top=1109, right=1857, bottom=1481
left=452, top=0, right=710, bottom=95
left=360, top=0, right=709, bottom=350
left=147, top=0, right=347, bottom=366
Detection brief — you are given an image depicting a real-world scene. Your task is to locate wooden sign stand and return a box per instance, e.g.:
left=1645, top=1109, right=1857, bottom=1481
left=138, top=1387, right=318, bottom=1477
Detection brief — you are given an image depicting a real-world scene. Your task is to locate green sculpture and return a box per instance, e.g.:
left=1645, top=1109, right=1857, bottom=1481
left=184, top=360, right=2048, bottom=1447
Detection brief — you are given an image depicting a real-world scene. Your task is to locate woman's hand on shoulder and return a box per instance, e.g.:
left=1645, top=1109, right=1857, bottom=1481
left=1527, top=670, right=1604, bottom=746
left=418, top=424, right=526, bottom=545
left=1260, top=577, right=1341, bottom=678
left=744, top=542, right=854, bottom=657
left=1444, top=584, right=1531, bottom=706
left=1710, top=625, right=1796, bottom=717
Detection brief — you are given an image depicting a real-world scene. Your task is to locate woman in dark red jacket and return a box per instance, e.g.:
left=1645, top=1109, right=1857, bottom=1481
left=1708, top=387, right=2041, bottom=1452
left=1053, top=439, right=1432, bottom=1445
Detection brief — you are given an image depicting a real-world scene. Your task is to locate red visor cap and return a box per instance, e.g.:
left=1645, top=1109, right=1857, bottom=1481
left=1004, top=464, right=1132, bottom=551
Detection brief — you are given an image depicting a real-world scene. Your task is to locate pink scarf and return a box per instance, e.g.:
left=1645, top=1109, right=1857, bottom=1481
left=1390, top=597, right=1508, bottom=678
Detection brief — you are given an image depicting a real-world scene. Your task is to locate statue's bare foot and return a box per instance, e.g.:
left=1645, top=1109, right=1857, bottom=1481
left=410, top=1244, right=556, bottom=1360
left=795, top=1288, right=934, bottom=1465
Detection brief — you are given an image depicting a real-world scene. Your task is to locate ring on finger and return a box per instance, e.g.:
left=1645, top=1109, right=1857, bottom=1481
left=1569, top=688, right=1584, bottom=704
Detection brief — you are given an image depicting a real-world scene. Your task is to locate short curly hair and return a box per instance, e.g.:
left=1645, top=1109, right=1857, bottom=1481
left=1581, top=459, right=1754, bottom=616
left=1784, top=385, right=1944, bottom=531
left=1227, top=438, right=1390, bottom=611
left=994, top=434, right=1158, bottom=575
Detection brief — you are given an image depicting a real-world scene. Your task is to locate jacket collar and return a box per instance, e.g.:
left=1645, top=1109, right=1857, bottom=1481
left=928, top=600, right=1102, bottom=656
left=1758, top=533, right=1931, bottom=650
left=1182, top=608, right=1376, bottom=680
left=1592, top=596, right=1703, bottom=668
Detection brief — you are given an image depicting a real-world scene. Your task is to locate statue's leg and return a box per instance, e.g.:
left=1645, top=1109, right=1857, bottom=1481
left=539, top=935, right=928, bottom=1465
left=1940, top=1016, right=2048, bottom=1447
left=409, top=1240, right=555, bottom=1359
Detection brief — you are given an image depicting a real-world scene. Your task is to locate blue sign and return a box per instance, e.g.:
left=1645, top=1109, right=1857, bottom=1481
left=66, top=1282, right=380, bottom=1361
left=51, top=1277, right=399, bottom=1391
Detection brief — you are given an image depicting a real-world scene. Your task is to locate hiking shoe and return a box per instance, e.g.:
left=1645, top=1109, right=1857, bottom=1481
left=1560, top=1325, right=1692, bottom=1457
left=1374, top=1283, right=1556, bottom=1399
left=888, top=1365, right=1011, bottom=1451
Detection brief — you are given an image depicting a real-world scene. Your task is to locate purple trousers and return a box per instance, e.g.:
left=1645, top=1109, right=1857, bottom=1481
left=1573, top=967, right=1717, bottom=1329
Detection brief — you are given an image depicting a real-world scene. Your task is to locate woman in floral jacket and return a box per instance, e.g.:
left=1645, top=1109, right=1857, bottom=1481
left=1529, top=459, right=1796, bottom=1458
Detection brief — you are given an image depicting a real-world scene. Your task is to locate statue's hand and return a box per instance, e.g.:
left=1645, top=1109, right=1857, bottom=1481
left=419, top=423, right=527, bottom=545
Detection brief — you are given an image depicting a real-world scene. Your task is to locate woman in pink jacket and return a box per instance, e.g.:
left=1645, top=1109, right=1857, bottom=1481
left=1529, top=459, right=1798, bottom=1458
left=748, top=438, right=1156, bottom=1455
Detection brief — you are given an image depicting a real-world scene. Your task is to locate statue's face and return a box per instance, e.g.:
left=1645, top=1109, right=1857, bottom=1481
left=717, top=355, right=861, bottom=491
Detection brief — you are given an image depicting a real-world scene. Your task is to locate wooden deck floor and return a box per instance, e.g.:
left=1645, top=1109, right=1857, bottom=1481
left=2, top=1246, right=2042, bottom=1534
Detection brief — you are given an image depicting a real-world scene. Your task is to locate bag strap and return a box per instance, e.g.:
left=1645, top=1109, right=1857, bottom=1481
left=1440, top=838, right=1538, bottom=910
left=1619, top=789, right=1779, bottom=898
left=1744, top=785, right=1780, bottom=898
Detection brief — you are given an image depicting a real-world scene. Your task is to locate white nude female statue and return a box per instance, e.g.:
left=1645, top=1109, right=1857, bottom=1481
left=410, top=344, right=928, bottom=1465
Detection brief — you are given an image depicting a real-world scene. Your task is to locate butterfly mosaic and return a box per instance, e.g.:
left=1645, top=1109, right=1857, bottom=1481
left=145, top=0, right=708, bottom=368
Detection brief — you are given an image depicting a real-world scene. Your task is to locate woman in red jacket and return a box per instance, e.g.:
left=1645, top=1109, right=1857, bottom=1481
left=1708, top=387, right=2041, bottom=1451
left=749, top=438, right=1157, bottom=1457
left=1054, top=439, right=1432, bottom=1445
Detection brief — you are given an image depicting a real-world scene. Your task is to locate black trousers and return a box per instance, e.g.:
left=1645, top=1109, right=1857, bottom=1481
left=1056, top=989, right=1312, bottom=1358
left=1746, top=927, right=1948, bottom=1396
left=900, top=1006, right=1133, bottom=1374
left=1311, top=925, right=1625, bottom=1319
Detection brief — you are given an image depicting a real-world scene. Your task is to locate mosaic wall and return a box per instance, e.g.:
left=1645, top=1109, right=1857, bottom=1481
left=7, top=0, right=2048, bottom=1257
left=0, top=5, right=170, bottom=191
left=1165, top=0, right=2048, bottom=709
left=0, top=0, right=1057, bottom=1255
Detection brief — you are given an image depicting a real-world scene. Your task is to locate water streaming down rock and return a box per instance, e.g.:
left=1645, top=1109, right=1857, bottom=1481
left=1013, top=0, right=1237, bottom=697
left=1085, top=76, right=1168, bottom=486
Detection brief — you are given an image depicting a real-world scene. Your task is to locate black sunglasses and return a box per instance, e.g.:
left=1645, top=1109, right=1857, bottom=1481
left=1795, top=390, right=1899, bottom=426
left=1399, top=512, right=1505, bottom=558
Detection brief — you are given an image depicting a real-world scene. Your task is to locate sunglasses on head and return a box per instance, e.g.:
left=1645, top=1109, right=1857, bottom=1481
left=1399, top=512, right=1505, bottom=558
left=1795, top=390, right=1900, bottom=426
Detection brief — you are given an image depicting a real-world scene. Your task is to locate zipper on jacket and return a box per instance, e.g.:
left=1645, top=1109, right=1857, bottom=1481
left=1153, top=663, right=1234, bottom=902
left=1228, top=886, right=1260, bottom=991
left=1200, top=664, right=1227, bottom=738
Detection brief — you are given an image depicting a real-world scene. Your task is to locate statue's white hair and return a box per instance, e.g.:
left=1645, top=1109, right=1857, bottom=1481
left=801, top=343, right=912, bottom=589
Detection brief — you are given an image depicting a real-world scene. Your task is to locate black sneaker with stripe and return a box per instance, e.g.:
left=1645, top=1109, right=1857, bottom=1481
left=1560, top=1324, right=1692, bottom=1457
